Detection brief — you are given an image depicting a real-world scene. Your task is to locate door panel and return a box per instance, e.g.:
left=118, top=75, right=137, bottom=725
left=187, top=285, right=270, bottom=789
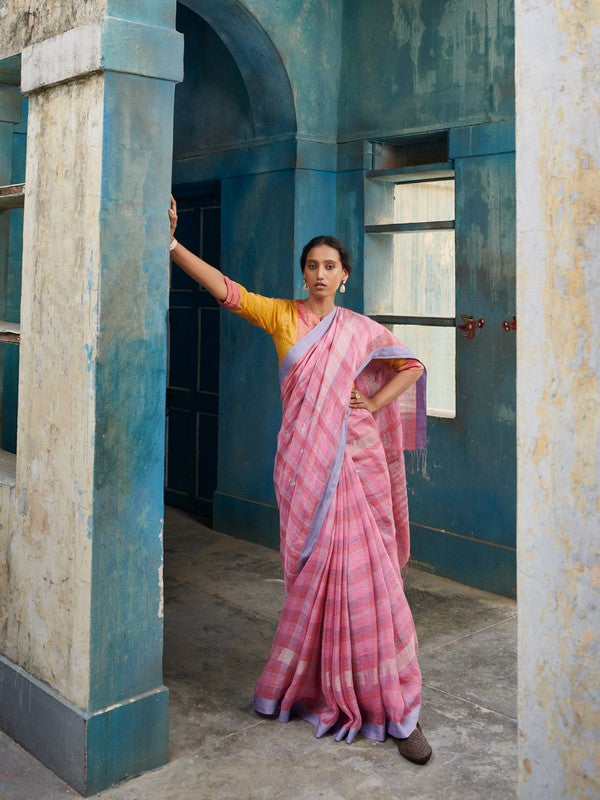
left=165, top=193, right=221, bottom=522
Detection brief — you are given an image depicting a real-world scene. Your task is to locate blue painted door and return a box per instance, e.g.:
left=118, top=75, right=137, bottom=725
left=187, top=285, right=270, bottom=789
left=165, top=191, right=221, bottom=522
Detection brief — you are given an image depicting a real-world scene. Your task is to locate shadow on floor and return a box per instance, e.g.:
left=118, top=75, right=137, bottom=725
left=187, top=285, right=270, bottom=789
left=0, top=506, right=517, bottom=800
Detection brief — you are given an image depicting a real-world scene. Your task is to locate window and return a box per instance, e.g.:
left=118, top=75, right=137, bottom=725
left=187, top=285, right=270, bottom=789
left=365, top=134, right=456, bottom=417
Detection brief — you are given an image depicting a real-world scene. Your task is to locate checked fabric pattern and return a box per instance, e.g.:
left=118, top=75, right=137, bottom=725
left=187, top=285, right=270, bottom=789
left=254, top=308, right=426, bottom=743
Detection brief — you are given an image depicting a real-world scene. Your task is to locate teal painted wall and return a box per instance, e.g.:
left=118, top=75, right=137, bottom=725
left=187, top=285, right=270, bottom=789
left=89, top=70, right=175, bottom=708
left=173, top=6, right=253, bottom=156
left=339, top=0, right=514, bottom=139
left=238, top=0, right=342, bottom=141
left=172, top=1, right=516, bottom=594
left=409, top=137, right=516, bottom=595
left=0, top=7, right=180, bottom=792
left=217, top=169, right=295, bottom=511
left=335, top=2, right=516, bottom=594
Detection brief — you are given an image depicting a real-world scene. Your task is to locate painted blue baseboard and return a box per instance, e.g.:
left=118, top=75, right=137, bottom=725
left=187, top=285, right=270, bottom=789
left=410, top=523, right=516, bottom=598
left=213, top=491, right=280, bottom=551
left=213, top=494, right=515, bottom=597
left=0, top=655, right=169, bottom=796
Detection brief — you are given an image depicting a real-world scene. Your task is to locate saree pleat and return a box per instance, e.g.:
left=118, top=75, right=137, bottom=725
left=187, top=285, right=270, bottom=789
left=254, top=308, right=425, bottom=742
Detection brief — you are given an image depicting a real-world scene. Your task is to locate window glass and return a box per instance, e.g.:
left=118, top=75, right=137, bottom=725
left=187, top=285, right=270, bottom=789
left=392, top=229, right=455, bottom=318
left=393, top=179, right=454, bottom=224
left=392, top=324, right=456, bottom=418
left=393, top=178, right=456, bottom=417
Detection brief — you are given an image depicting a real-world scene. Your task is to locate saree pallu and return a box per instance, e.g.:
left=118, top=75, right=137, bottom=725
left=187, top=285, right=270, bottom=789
left=253, top=307, right=426, bottom=743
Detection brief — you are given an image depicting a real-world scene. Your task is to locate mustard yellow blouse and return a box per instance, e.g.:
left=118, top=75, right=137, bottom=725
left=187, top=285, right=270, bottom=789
left=221, top=276, right=415, bottom=372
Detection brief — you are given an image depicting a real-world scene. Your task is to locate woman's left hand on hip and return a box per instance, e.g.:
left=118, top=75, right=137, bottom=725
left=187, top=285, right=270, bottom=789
left=349, top=390, right=376, bottom=413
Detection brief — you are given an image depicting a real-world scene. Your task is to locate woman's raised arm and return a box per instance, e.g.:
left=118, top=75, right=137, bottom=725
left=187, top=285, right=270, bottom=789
left=169, top=196, right=228, bottom=302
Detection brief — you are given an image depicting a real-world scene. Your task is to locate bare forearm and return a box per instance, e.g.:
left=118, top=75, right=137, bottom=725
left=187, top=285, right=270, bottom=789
left=369, top=367, right=424, bottom=412
left=349, top=365, right=424, bottom=413
left=170, top=241, right=228, bottom=302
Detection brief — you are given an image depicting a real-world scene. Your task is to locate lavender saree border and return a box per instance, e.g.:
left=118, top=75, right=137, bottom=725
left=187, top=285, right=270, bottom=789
left=298, top=344, right=427, bottom=572
left=387, top=703, right=422, bottom=739
left=253, top=696, right=422, bottom=743
left=253, top=695, right=279, bottom=716
left=279, top=307, right=338, bottom=385
left=278, top=306, right=344, bottom=574
left=298, top=410, right=349, bottom=571
left=290, top=701, right=422, bottom=742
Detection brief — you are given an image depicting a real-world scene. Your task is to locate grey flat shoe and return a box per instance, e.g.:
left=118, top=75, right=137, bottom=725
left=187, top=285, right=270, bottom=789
left=397, top=723, right=432, bottom=765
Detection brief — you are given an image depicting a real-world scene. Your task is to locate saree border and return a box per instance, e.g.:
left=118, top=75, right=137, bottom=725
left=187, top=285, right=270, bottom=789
left=298, top=342, right=424, bottom=573
left=278, top=307, right=338, bottom=384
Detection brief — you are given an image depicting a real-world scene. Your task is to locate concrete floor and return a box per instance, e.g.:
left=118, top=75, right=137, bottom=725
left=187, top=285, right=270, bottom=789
left=0, top=506, right=517, bottom=800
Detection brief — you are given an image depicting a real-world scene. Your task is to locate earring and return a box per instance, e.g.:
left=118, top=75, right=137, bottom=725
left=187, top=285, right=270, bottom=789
left=302, top=280, right=308, bottom=291
left=339, top=282, right=346, bottom=294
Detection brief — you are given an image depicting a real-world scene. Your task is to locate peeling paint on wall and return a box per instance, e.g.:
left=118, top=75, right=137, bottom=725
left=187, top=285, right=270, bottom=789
left=2, top=74, right=104, bottom=706
left=516, top=0, right=600, bottom=796
left=340, top=0, right=514, bottom=140
left=0, top=0, right=108, bottom=60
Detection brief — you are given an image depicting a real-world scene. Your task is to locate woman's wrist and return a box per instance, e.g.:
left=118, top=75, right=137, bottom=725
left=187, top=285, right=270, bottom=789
left=169, top=238, right=178, bottom=251
left=368, top=393, right=383, bottom=413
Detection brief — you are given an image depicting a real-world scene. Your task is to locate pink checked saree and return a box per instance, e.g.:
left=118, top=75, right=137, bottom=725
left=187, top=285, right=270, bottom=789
left=253, top=306, right=427, bottom=743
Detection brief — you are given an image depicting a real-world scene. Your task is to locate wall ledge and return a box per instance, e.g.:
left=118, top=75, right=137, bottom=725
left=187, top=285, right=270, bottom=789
left=213, top=491, right=280, bottom=551
left=21, top=17, right=183, bottom=95
left=172, top=136, right=338, bottom=184
left=449, top=119, right=516, bottom=159
left=410, top=522, right=516, bottom=598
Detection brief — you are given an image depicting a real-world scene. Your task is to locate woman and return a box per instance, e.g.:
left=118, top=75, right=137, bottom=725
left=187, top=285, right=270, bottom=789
left=168, top=198, right=432, bottom=765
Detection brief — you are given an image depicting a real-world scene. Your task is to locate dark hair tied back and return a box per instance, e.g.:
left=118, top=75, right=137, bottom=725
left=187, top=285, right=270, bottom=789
left=300, top=235, right=352, bottom=275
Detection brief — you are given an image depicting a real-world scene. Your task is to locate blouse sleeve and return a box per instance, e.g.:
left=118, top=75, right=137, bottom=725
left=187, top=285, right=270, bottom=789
left=380, top=357, right=424, bottom=373
left=220, top=276, right=288, bottom=336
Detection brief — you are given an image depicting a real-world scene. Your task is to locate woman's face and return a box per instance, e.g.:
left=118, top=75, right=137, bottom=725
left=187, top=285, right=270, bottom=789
left=303, top=244, right=348, bottom=301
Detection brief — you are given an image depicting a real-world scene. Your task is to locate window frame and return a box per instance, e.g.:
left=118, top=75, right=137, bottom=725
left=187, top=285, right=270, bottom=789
left=365, top=145, right=457, bottom=418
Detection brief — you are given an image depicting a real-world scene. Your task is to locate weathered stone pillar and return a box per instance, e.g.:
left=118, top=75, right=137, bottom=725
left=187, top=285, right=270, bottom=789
left=516, top=2, right=599, bottom=797
left=0, top=11, right=183, bottom=796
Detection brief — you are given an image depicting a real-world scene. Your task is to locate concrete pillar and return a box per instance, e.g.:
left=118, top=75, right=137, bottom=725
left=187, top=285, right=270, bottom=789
left=516, top=2, right=600, bottom=798
left=0, top=11, right=183, bottom=796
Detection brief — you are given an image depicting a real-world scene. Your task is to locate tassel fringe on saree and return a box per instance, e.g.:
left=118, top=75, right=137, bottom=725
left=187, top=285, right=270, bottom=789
left=253, top=307, right=427, bottom=743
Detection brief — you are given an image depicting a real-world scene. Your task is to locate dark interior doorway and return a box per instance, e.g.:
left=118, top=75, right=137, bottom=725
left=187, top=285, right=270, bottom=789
left=165, top=183, right=221, bottom=524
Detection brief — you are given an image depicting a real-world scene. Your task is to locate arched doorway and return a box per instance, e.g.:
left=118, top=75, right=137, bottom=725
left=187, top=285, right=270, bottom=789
left=165, top=2, right=297, bottom=525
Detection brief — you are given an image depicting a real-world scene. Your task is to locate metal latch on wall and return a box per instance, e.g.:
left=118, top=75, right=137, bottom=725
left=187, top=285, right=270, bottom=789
left=458, top=315, right=486, bottom=339
left=458, top=314, right=517, bottom=339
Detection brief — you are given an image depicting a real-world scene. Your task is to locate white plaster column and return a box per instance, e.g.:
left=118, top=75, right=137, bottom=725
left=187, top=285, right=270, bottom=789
left=0, top=10, right=183, bottom=795
left=516, top=2, right=600, bottom=798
